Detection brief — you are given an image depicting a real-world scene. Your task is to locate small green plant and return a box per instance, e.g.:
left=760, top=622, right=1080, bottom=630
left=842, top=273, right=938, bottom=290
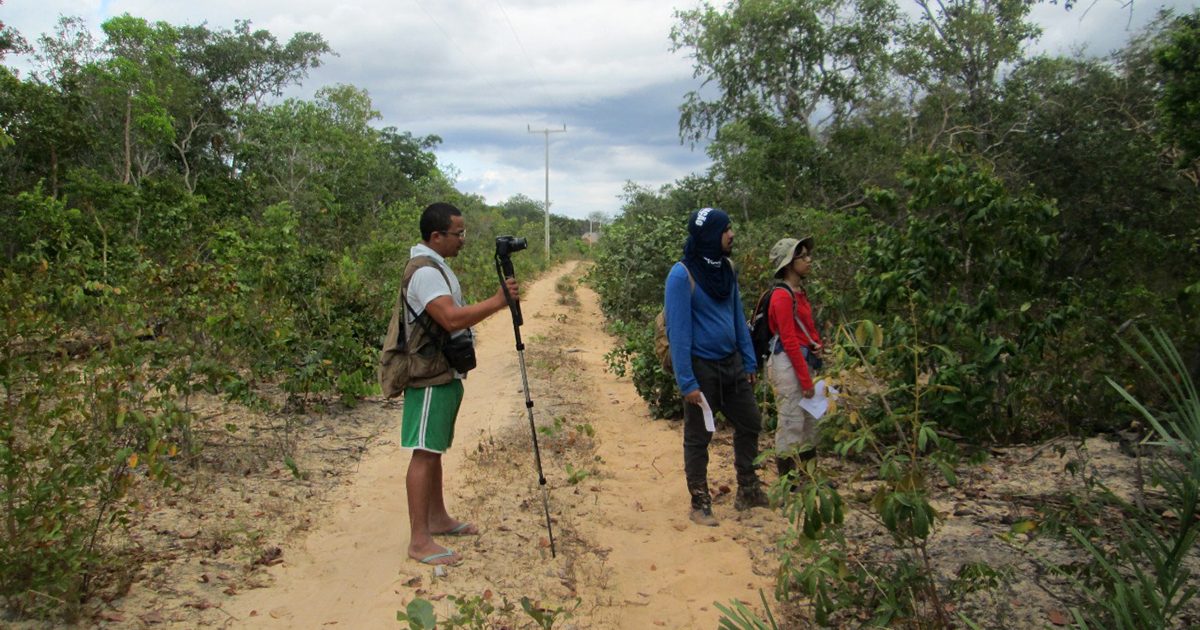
left=772, top=314, right=958, bottom=627
left=520, top=596, right=572, bottom=629
left=950, top=561, right=1012, bottom=596
left=564, top=463, right=592, bottom=485
left=397, top=594, right=572, bottom=629
left=716, top=590, right=779, bottom=629
left=396, top=598, right=436, bottom=629
left=283, top=455, right=306, bottom=480
left=442, top=593, right=516, bottom=629
left=554, top=275, right=578, bottom=306
left=538, top=416, right=567, bottom=438
left=1056, top=325, right=1200, bottom=629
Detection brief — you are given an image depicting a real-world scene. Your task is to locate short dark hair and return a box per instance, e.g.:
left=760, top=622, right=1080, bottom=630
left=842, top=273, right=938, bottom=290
left=420, top=202, right=462, bottom=241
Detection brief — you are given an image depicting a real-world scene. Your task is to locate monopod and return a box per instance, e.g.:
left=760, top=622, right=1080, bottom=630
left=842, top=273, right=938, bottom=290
left=494, top=236, right=556, bottom=558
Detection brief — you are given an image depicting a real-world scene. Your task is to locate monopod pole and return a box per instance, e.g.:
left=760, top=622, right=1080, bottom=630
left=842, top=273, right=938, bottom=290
left=495, top=254, right=556, bottom=558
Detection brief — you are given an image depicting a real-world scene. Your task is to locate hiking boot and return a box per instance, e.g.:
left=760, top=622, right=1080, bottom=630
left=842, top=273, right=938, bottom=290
left=687, top=481, right=718, bottom=526
left=734, top=484, right=770, bottom=510
left=689, top=506, right=719, bottom=527
left=776, top=456, right=799, bottom=493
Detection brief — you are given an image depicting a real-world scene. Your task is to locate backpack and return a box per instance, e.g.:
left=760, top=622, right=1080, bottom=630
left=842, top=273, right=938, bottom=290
left=378, top=256, right=457, bottom=398
left=749, top=282, right=820, bottom=373
left=653, top=263, right=695, bottom=373
left=749, top=282, right=789, bottom=373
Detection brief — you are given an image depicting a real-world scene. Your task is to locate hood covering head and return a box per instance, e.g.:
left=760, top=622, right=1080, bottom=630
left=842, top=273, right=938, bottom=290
left=682, top=207, right=734, bottom=301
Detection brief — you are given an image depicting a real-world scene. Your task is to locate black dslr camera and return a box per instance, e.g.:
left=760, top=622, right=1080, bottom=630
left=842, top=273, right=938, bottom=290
left=495, top=235, right=528, bottom=257
left=494, top=236, right=526, bottom=325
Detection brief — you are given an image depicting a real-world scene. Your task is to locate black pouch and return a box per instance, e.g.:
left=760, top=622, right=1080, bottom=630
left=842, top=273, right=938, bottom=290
left=802, top=345, right=824, bottom=373
left=442, top=332, right=477, bottom=374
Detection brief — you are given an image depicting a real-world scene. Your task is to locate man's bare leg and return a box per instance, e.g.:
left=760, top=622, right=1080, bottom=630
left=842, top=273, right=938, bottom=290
left=426, top=455, right=479, bottom=535
left=406, top=450, right=460, bottom=564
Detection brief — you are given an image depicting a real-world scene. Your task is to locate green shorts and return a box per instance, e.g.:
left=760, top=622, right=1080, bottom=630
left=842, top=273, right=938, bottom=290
left=401, top=380, right=464, bottom=453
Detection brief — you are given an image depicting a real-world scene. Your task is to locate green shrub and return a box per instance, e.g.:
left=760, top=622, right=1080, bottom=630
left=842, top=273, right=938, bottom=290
left=1061, top=326, right=1200, bottom=629
left=0, top=270, right=190, bottom=619
left=857, top=152, right=1071, bottom=440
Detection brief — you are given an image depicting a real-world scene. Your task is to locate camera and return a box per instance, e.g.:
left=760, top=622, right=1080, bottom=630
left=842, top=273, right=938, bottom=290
left=495, top=235, right=528, bottom=257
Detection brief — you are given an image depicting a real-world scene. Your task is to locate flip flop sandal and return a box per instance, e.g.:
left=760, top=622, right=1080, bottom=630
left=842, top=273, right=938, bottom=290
left=443, top=522, right=478, bottom=536
left=418, top=549, right=461, bottom=566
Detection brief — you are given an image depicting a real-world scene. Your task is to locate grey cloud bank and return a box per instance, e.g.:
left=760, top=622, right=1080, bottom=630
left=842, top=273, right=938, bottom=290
left=5, top=0, right=1195, bottom=218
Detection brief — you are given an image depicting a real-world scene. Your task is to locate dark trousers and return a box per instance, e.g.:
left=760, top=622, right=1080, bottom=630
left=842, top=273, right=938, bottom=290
left=683, top=353, right=762, bottom=505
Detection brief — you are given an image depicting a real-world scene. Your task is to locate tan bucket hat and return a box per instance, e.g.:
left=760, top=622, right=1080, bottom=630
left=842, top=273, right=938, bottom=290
left=769, top=236, right=815, bottom=278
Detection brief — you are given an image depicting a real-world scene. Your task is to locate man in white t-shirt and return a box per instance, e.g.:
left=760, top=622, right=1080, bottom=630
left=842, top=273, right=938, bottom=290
left=401, top=202, right=518, bottom=566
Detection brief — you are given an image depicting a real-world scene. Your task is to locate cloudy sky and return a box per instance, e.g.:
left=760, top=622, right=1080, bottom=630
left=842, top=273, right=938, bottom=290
left=3, top=0, right=1194, bottom=219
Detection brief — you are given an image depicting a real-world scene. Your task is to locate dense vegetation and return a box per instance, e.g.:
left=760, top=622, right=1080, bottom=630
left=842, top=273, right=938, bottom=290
left=0, top=8, right=589, bottom=619
left=589, top=1, right=1200, bottom=626
left=595, top=2, right=1199, bottom=435
left=3, top=0, right=1199, bottom=625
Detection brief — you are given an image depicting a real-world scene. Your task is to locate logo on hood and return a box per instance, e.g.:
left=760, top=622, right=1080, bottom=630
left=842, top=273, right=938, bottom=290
left=694, top=208, right=713, bottom=227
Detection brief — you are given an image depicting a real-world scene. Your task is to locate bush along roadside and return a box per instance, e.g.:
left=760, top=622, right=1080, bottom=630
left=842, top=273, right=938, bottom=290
left=1021, top=326, right=1200, bottom=629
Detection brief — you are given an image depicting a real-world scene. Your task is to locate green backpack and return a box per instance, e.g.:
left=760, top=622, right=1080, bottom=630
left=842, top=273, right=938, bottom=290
left=378, top=256, right=457, bottom=397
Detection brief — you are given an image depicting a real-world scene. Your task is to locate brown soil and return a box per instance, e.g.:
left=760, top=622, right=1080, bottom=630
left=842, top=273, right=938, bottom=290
left=30, top=260, right=1195, bottom=629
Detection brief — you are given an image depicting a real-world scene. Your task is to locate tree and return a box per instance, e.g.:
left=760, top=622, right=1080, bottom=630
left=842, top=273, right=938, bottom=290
left=1156, top=9, right=1200, bottom=166
left=901, top=0, right=1041, bottom=152
left=0, top=0, right=28, bottom=64
left=237, top=85, right=395, bottom=247
left=703, top=113, right=823, bottom=218
left=586, top=210, right=609, bottom=235
left=671, top=0, right=901, bottom=144
left=858, top=152, right=1067, bottom=437
left=371, top=127, right=440, bottom=209
left=22, top=16, right=331, bottom=194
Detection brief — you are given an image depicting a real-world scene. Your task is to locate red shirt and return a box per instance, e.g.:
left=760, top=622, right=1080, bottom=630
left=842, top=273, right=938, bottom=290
left=767, top=286, right=821, bottom=390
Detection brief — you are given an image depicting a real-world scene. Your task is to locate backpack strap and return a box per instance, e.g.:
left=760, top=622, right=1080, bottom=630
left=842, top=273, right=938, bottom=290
left=678, top=260, right=742, bottom=338
left=400, top=256, right=454, bottom=348
left=772, top=282, right=816, bottom=346
left=681, top=262, right=695, bottom=293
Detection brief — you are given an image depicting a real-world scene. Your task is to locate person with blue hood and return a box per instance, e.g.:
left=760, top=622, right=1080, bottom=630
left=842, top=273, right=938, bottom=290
left=664, top=207, right=769, bottom=526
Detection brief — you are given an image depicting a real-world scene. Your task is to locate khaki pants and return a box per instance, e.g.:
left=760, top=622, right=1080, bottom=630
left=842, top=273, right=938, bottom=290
left=767, top=351, right=819, bottom=455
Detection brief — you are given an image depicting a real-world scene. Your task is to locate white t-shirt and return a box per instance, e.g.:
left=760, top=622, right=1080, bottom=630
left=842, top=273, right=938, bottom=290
left=405, top=243, right=471, bottom=378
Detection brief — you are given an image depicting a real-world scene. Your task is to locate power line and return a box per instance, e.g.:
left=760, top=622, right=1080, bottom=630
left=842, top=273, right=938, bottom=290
left=409, top=0, right=469, bottom=60
left=408, top=0, right=525, bottom=115
left=492, top=0, right=560, bottom=115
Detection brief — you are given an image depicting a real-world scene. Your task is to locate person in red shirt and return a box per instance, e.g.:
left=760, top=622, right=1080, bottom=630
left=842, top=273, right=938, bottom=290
left=765, top=236, right=824, bottom=483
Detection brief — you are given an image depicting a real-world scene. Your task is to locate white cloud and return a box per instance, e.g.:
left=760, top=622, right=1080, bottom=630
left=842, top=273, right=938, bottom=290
left=5, top=0, right=1195, bottom=218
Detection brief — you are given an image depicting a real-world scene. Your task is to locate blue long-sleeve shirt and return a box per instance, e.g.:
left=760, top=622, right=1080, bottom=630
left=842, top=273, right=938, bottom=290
left=664, top=261, right=757, bottom=395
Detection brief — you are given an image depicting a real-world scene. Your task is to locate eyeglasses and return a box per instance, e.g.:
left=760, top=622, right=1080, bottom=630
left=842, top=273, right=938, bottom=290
left=440, top=229, right=467, bottom=239
left=793, top=252, right=812, bottom=261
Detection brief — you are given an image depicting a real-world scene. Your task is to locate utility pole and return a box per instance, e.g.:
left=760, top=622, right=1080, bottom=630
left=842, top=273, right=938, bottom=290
left=528, top=124, right=566, bottom=261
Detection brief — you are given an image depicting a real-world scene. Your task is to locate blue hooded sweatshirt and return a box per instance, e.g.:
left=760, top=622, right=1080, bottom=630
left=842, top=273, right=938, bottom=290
left=664, top=208, right=756, bottom=395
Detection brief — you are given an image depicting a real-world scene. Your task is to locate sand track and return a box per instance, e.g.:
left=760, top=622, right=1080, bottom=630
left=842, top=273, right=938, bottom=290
left=221, top=260, right=778, bottom=628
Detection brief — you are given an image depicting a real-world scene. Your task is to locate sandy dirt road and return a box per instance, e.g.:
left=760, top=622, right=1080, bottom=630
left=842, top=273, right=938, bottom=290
left=222, top=260, right=782, bottom=629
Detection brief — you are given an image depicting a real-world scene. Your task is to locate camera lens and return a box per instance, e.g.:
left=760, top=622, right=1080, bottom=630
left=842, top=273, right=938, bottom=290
left=496, top=235, right=528, bottom=256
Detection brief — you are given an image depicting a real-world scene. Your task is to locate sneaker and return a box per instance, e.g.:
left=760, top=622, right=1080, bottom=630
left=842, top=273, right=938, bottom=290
left=689, top=507, right=719, bottom=527
left=734, top=485, right=770, bottom=511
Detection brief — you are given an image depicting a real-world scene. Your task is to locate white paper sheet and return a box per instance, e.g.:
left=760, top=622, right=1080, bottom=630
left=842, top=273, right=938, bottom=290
left=699, top=392, right=716, bottom=432
left=799, top=379, right=838, bottom=420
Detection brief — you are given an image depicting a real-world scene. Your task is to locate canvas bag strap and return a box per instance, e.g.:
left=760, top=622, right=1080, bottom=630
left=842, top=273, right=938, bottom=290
left=401, top=256, right=455, bottom=347
left=679, top=260, right=737, bottom=337
left=674, top=261, right=697, bottom=293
